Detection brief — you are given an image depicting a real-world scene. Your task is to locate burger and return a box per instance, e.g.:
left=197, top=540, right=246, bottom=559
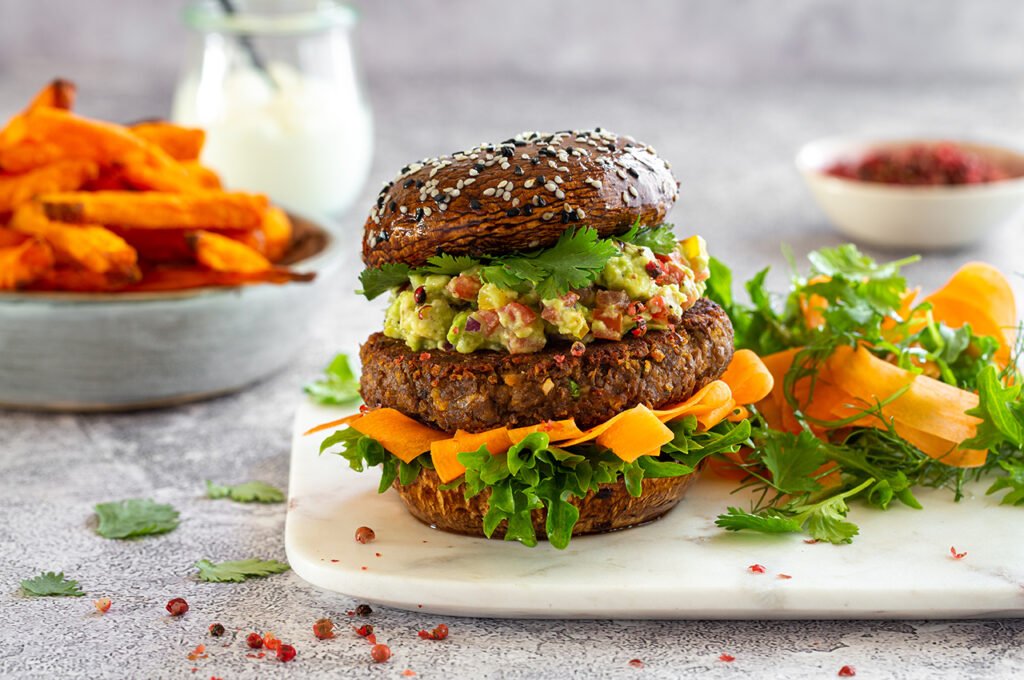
left=313, top=129, right=764, bottom=549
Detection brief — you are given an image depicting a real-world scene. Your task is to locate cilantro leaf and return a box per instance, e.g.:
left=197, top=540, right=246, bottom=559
left=195, top=558, right=290, bottom=583
left=715, top=507, right=803, bottom=534
left=358, top=263, right=411, bottom=300
left=759, top=431, right=827, bottom=494
left=94, top=499, right=180, bottom=539
left=20, top=571, right=84, bottom=597
left=481, top=226, right=620, bottom=298
left=421, top=253, right=478, bottom=276
left=304, top=353, right=361, bottom=406
left=619, top=222, right=678, bottom=255
left=808, top=244, right=918, bottom=280
left=205, top=480, right=284, bottom=504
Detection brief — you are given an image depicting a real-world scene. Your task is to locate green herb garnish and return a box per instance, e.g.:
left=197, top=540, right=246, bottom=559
left=304, top=353, right=361, bottom=405
left=205, top=480, right=284, bottom=504
left=20, top=571, right=85, bottom=597
left=195, top=558, right=290, bottom=583
left=94, top=499, right=180, bottom=539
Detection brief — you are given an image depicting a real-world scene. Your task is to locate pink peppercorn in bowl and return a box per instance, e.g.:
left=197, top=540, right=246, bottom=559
left=796, top=137, right=1024, bottom=249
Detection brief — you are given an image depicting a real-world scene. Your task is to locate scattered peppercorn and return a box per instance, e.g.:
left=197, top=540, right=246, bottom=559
left=93, top=597, right=112, bottom=614
left=950, top=546, right=967, bottom=559
left=719, top=653, right=736, bottom=662
left=417, top=624, right=449, bottom=640
left=246, top=632, right=264, bottom=649
left=628, top=659, right=644, bottom=668
left=166, top=597, right=189, bottom=616
left=313, top=618, right=335, bottom=640
left=413, top=286, right=427, bottom=304
left=355, top=604, right=373, bottom=616
left=277, top=644, right=297, bottom=662
left=838, top=665, right=856, bottom=677
left=355, top=526, right=376, bottom=544
left=371, top=643, right=392, bottom=663
left=570, top=341, right=586, bottom=357
left=208, top=623, right=225, bottom=637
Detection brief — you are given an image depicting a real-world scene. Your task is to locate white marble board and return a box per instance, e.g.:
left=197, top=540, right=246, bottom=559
left=286, top=400, right=1024, bottom=619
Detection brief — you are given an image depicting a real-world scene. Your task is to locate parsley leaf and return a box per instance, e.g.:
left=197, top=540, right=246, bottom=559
left=94, top=499, right=180, bottom=539
left=714, top=507, right=803, bottom=534
left=20, top=571, right=84, bottom=597
left=358, top=263, right=411, bottom=300
left=195, top=558, right=290, bottom=583
left=304, top=353, right=361, bottom=406
left=963, top=365, right=1023, bottom=450
left=205, top=480, right=284, bottom=504
left=759, top=431, right=827, bottom=494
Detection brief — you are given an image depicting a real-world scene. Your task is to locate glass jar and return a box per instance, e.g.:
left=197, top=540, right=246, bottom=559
left=173, top=0, right=373, bottom=217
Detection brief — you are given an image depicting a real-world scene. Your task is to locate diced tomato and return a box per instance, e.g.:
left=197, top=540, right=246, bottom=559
left=647, top=295, right=667, bottom=318
left=500, top=302, right=537, bottom=328
left=655, top=259, right=688, bottom=286
left=447, top=273, right=482, bottom=300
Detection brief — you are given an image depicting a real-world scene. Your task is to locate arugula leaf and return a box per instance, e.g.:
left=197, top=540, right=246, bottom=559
left=195, top=558, right=290, bottom=583
left=205, top=480, right=284, bottom=504
left=94, top=499, right=180, bottom=539
left=619, top=222, right=678, bottom=255
left=358, top=263, right=411, bottom=300
left=20, top=571, right=84, bottom=597
left=963, top=365, right=1023, bottom=450
left=986, top=460, right=1024, bottom=505
left=304, top=353, right=361, bottom=406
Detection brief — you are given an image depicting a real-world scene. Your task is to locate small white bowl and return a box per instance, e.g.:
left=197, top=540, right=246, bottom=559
left=796, top=137, right=1024, bottom=249
left=0, top=214, right=343, bottom=411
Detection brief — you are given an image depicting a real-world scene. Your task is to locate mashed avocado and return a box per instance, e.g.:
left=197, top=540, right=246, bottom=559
left=382, top=235, right=709, bottom=354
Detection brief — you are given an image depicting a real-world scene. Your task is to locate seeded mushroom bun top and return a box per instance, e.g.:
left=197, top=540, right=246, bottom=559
left=362, top=129, right=679, bottom=268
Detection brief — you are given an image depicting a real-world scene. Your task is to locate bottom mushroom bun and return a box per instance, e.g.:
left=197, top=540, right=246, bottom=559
left=309, top=129, right=774, bottom=548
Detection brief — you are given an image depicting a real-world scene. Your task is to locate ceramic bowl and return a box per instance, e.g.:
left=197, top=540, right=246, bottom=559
left=796, top=137, right=1024, bottom=249
left=0, top=214, right=342, bottom=411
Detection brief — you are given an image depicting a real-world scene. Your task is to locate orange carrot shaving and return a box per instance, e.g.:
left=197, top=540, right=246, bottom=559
left=924, top=263, right=1017, bottom=365
left=719, top=349, right=775, bottom=405
left=303, top=413, right=363, bottom=437
left=508, top=419, right=583, bottom=444
left=346, top=408, right=448, bottom=464
left=594, top=405, right=674, bottom=463
left=431, top=428, right=513, bottom=483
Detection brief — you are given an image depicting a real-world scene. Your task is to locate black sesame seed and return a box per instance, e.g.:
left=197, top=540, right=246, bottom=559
left=536, top=175, right=546, bottom=184
left=470, top=198, right=481, bottom=210
left=514, top=165, right=524, bottom=176
left=530, top=157, right=540, bottom=165
left=474, top=163, right=485, bottom=172
left=568, top=210, right=580, bottom=222
left=536, top=197, right=547, bottom=207
left=522, top=205, right=534, bottom=216
left=595, top=127, right=603, bottom=132
left=627, top=168, right=640, bottom=178
left=415, top=207, right=424, bottom=220
left=389, top=201, right=397, bottom=212
left=506, top=207, right=521, bottom=217
left=513, top=140, right=526, bottom=147
left=403, top=179, right=415, bottom=188
left=501, top=146, right=515, bottom=158
left=561, top=210, right=570, bottom=224
left=416, top=180, right=425, bottom=188
left=379, top=230, right=390, bottom=241
left=376, top=196, right=384, bottom=208
left=400, top=165, right=410, bottom=174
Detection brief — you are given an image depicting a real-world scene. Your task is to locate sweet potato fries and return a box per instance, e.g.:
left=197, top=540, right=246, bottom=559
left=0, top=79, right=313, bottom=292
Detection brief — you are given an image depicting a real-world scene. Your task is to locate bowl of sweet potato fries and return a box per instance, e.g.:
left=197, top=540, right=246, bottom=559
left=0, top=80, right=342, bottom=410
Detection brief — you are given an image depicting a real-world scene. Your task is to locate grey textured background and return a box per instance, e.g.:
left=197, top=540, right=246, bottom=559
left=2, top=1, right=1024, bottom=678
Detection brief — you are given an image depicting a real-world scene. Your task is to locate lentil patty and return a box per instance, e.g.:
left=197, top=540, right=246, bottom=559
left=359, top=297, right=734, bottom=432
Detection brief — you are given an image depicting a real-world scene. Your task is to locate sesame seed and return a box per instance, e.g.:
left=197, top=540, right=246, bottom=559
left=438, top=203, right=447, bottom=212
left=468, top=168, right=479, bottom=176
left=500, top=162, right=511, bottom=170
left=497, top=180, right=508, bottom=189
left=514, top=165, right=524, bottom=176
left=664, top=160, right=672, bottom=169
left=415, top=207, right=424, bottom=220
left=622, top=191, right=629, bottom=202
left=628, top=186, right=639, bottom=197
left=616, top=169, right=628, bottom=179
left=646, top=145, right=656, bottom=154
left=627, top=168, right=640, bottom=179
left=506, top=207, right=520, bottom=217
left=548, top=160, right=558, bottom=169
left=451, top=189, right=461, bottom=197
left=512, top=197, right=520, bottom=207
left=464, top=177, right=476, bottom=185
left=543, top=181, right=556, bottom=192
left=524, top=179, right=535, bottom=189
left=400, top=206, right=408, bottom=214
left=558, top=166, right=569, bottom=173
left=542, top=211, right=555, bottom=220
left=483, top=188, right=496, bottom=196
left=555, top=189, right=565, bottom=199
left=503, top=191, right=512, bottom=201
left=553, top=176, right=563, bottom=184
left=577, top=208, right=586, bottom=219
left=429, top=167, right=439, bottom=178
left=423, top=206, right=433, bottom=216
